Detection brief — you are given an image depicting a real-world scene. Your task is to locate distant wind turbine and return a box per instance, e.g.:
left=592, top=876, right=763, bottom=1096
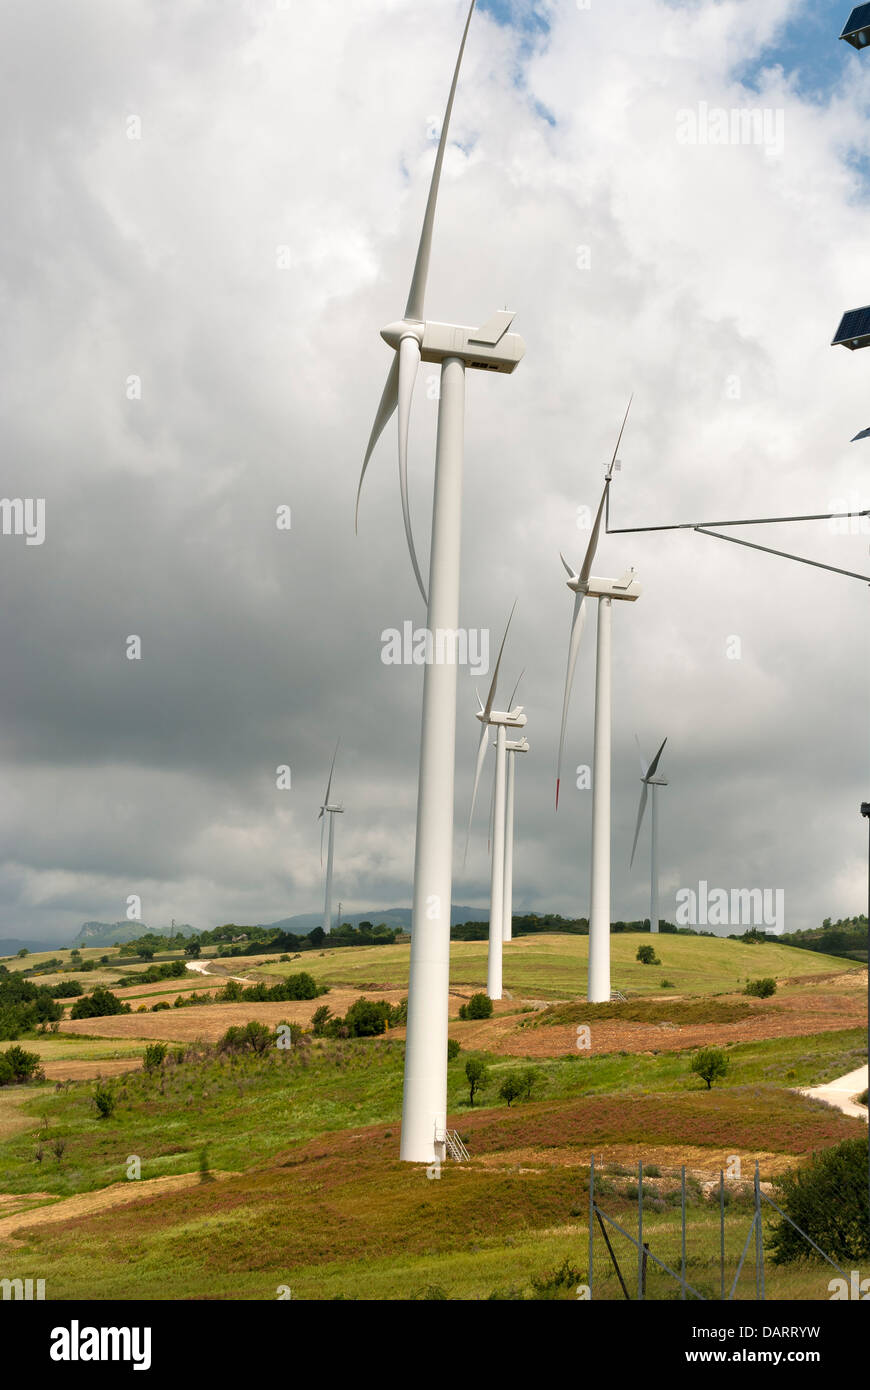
left=630, top=737, right=668, bottom=936
left=465, top=609, right=525, bottom=1000
left=556, top=400, right=641, bottom=1003
left=318, top=741, right=343, bottom=935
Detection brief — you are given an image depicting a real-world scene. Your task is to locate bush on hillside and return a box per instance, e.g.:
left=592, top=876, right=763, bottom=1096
left=459, top=993, right=493, bottom=1021
left=70, top=988, right=131, bottom=1020
left=769, top=1138, right=869, bottom=1265
left=744, top=977, right=777, bottom=998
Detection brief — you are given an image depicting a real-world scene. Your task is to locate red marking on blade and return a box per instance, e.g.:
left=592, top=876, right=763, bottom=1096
left=555, top=779, right=561, bottom=811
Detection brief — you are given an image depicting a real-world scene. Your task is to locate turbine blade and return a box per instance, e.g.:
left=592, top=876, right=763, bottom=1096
left=507, top=668, right=525, bottom=713
left=629, top=781, right=649, bottom=869
left=323, top=739, right=340, bottom=807
left=578, top=398, right=634, bottom=582
left=646, top=736, right=668, bottom=781
left=397, top=335, right=428, bottom=603
left=555, top=591, right=588, bottom=809
left=404, top=0, right=477, bottom=323
left=482, top=600, right=517, bottom=720
left=607, top=394, right=633, bottom=478
left=579, top=481, right=610, bottom=584
left=560, top=552, right=576, bottom=578
left=355, top=355, right=400, bottom=532
left=464, top=720, right=491, bottom=864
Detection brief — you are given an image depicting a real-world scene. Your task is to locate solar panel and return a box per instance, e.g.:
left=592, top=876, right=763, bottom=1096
left=841, top=5, right=870, bottom=45
left=832, top=305, right=870, bottom=348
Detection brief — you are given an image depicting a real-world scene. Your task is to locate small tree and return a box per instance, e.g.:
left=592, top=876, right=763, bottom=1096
left=636, top=944, right=660, bottom=965
left=447, top=1038, right=461, bottom=1061
left=143, top=1043, right=168, bottom=1072
left=498, top=1073, right=524, bottom=1107
left=184, top=941, right=201, bottom=958
left=690, top=1047, right=729, bottom=1090
left=312, top=1005, right=332, bottom=1036
left=93, top=1083, right=115, bottom=1118
left=465, top=1058, right=488, bottom=1107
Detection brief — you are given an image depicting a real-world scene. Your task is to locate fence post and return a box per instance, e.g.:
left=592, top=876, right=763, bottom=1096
left=637, top=1160, right=644, bottom=1301
left=719, top=1169, right=725, bottom=1302
left=589, top=1154, right=595, bottom=1300
left=681, top=1164, right=687, bottom=1300
left=755, top=1159, right=765, bottom=1301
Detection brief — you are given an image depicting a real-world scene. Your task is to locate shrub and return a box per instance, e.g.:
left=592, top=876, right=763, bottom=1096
left=744, top=977, right=777, bottom=998
left=465, top=1058, right=488, bottom=1107
left=659, top=979, right=675, bottom=989
left=0, top=1044, right=44, bottom=1085
left=311, top=1005, right=332, bottom=1036
left=529, top=1258, right=586, bottom=1300
left=143, top=1043, right=168, bottom=1072
left=447, top=1038, right=461, bottom=1061
left=343, top=998, right=390, bottom=1037
left=70, top=988, right=130, bottom=1020
left=151, top=1001, right=171, bottom=1012
left=50, top=981, right=83, bottom=998
left=93, top=1083, right=115, bottom=1118
left=769, top=1138, right=869, bottom=1265
left=857, top=1089, right=868, bottom=1107
left=636, top=945, right=660, bottom=965
left=459, top=993, right=493, bottom=1021
left=690, top=1046, right=729, bottom=1090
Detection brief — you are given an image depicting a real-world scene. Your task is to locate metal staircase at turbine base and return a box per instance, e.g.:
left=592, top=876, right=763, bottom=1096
left=444, top=1131, right=470, bottom=1162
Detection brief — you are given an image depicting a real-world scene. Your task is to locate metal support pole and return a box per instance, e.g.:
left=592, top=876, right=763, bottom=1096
left=588, top=1154, right=595, bottom=1300
left=681, top=1164, right=687, bottom=1300
left=637, top=1159, right=644, bottom=1300
left=720, top=1169, right=725, bottom=1302
left=755, top=1159, right=765, bottom=1300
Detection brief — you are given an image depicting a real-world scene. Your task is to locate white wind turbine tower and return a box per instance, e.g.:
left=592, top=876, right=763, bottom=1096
left=630, top=737, right=668, bottom=936
left=465, top=614, right=525, bottom=1001
left=502, top=730, right=529, bottom=946
left=556, top=401, right=641, bottom=1003
left=318, top=741, right=344, bottom=935
left=355, top=0, right=525, bottom=1164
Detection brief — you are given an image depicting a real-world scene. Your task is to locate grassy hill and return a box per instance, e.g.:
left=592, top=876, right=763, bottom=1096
left=259, top=931, right=858, bottom=999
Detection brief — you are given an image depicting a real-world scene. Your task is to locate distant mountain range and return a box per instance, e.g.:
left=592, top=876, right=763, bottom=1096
left=0, top=907, right=490, bottom=958
left=259, top=907, right=490, bottom=935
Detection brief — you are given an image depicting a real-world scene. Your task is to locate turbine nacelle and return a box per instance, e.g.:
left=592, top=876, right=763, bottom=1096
left=319, top=803, right=345, bottom=815
left=482, top=707, right=527, bottom=729
left=506, top=736, right=529, bottom=753
left=564, top=567, right=641, bottom=601
left=380, top=313, right=525, bottom=373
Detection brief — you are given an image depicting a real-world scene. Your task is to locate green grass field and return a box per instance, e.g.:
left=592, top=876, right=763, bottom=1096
left=255, top=933, right=858, bottom=999
left=0, top=932, right=865, bottom=1301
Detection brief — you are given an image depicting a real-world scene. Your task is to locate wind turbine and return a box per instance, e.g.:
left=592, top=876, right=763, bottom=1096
left=502, top=731, right=529, bottom=946
left=318, top=741, right=344, bottom=935
left=556, top=401, right=641, bottom=1003
left=630, top=737, right=668, bottom=936
left=356, top=0, right=525, bottom=1164
left=465, top=616, right=525, bottom=1000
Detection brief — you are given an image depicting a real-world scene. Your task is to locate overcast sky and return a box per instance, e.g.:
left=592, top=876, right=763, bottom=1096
left=1, top=0, right=869, bottom=945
